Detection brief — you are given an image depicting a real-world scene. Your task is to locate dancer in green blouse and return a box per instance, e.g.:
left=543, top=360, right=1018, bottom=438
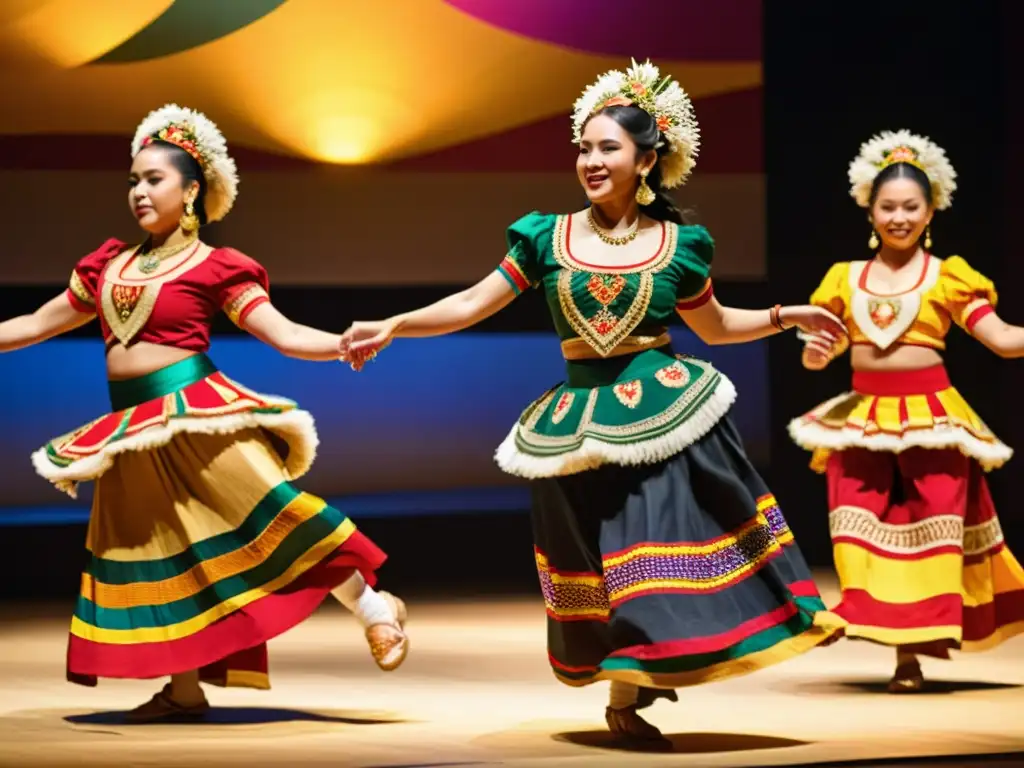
left=341, top=60, right=846, bottom=745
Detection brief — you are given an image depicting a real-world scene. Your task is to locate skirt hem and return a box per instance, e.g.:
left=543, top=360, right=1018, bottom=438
left=552, top=622, right=840, bottom=690
left=495, top=376, right=737, bottom=478
left=33, top=410, right=319, bottom=498
left=65, top=530, right=384, bottom=686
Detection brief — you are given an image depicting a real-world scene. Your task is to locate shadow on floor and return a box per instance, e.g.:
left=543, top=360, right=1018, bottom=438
left=554, top=729, right=809, bottom=754
left=65, top=706, right=408, bottom=727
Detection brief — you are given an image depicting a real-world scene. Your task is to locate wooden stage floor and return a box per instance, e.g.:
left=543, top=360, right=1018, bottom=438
left=1, top=574, right=1022, bottom=768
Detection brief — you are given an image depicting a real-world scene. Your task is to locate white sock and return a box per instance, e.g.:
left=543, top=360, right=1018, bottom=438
left=330, top=572, right=394, bottom=628
left=608, top=681, right=639, bottom=710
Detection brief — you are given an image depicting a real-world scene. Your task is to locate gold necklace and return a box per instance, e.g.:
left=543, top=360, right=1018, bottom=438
left=136, top=233, right=199, bottom=274
left=587, top=207, right=639, bottom=246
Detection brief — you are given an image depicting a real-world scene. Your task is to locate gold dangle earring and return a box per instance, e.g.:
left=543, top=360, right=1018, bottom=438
left=924, top=225, right=933, bottom=250
left=868, top=229, right=879, bottom=250
left=635, top=169, right=656, bottom=206
left=180, top=196, right=199, bottom=233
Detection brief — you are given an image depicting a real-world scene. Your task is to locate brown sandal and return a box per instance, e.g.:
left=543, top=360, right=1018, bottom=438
left=124, top=684, right=210, bottom=723
left=887, top=661, right=924, bottom=693
left=605, top=705, right=671, bottom=748
left=365, top=591, right=408, bottom=671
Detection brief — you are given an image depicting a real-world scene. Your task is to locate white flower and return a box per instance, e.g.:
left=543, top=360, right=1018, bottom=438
left=848, top=129, right=957, bottom=210
left=570, top=59, right=700, bottom=189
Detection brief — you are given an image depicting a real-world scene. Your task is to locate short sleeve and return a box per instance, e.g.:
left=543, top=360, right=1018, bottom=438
left=941, top=255, right=998, bottom=332
left=212, top=248, right=271, bottom=327
left=809, top=262, right=850, bottom=316
left=496, top=211, right=551, bottom=295
left=65, top=238, right=128, bottom=314
left=674, top=225, right=715, bottom=311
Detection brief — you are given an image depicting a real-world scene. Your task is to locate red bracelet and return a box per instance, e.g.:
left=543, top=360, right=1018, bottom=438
left=769, top=304, right=784, bottom=330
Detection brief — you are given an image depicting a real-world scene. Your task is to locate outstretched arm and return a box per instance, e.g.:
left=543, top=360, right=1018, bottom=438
left=241, top=302, right=346, bottom=362
left=679, top=295, right=846, bottom=349
left=0, top=293, right=94, bottom=353
left=339, top=272, right=517, bottom=360
left=970, top=312, right=1024, bottom=358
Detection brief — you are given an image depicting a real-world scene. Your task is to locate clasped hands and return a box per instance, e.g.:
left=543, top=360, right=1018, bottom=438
left=338, top=319, right=397, bottom=372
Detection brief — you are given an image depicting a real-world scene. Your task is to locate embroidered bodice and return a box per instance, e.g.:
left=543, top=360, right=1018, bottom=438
left=65, top=238, right=271, bottom=352
left=495, top=211, right=714, bottom=358
left=809, top=255, right=997, bottom=351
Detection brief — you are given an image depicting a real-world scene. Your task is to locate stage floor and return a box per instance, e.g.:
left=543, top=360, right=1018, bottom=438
left=1, top=574, right=1023, bottom=768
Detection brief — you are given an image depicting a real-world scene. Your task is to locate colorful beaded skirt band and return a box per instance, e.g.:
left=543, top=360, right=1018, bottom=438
left=787, top=364, right=1011, bottom=473
left=495, top=347, right=737, bottom=479
left=531, top=416, right=843, bottom=692
left=47, top=355, right=387, bottom=688
left=32, top=353, right=318, bottom=498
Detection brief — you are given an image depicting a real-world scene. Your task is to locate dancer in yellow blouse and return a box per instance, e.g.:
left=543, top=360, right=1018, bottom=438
left=789, top=130, right=1024, bottom=692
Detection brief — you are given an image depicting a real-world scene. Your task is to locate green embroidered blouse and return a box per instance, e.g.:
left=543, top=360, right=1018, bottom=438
left=493, top=211, right=737, bottom=478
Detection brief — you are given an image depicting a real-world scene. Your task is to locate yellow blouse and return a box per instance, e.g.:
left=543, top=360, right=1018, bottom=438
left=809, top=255, right=997, bottom=351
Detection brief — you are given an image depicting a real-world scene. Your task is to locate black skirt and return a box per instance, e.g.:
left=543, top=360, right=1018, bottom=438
left=530, top=416, right=838, bottom=700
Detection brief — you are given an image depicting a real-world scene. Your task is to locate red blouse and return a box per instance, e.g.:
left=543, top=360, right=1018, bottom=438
left=65, top=238, right=271, bottom=352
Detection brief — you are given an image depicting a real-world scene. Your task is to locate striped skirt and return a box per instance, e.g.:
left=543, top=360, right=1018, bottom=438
left=530, top=416, right=840, bottom=697
left=32, top=354, right=385, bottom=688
left=794, top=366, right=1024, bottom=655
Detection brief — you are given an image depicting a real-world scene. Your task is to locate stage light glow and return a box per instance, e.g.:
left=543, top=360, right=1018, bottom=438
left=0, top=0, right=761, bottom=163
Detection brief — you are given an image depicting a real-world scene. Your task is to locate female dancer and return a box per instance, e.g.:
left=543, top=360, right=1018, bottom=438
left=0, top=105, right=408, bottom=722
left=789, top=130, right=1024, bottom=692
left=340, top=60, right=845, bottom=743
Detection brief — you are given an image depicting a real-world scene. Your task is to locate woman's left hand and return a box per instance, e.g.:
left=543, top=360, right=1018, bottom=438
left=779, top=305, right=847, bottom=341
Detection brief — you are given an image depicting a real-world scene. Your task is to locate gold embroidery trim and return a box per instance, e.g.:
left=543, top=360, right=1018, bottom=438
left=99, top=244, right=211, bottom=347
left=561, top=331, right=671, bottom=360
left=557, top=269, right=655, bottom=357
left=223, top=284, right=269, bottom=326
left=68, top=270, right=95, bottom=308
left=552, top=215, right=679, bottom=357
left=552, top=214, right=678, bottom=275
left=101, top=280, right=160, bottom=347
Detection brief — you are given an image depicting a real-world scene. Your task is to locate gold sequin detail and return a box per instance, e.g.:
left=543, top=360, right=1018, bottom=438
left=68, top=270, right=95, bottom=308
left=223, top=284, right=269, bottom=326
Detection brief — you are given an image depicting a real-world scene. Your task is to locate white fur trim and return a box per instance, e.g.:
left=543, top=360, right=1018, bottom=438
left=494, top=376, right=737, bottom=478
left=787, top=416, right=1012, bottom=471
left=32, top=410, right=318, bottom=499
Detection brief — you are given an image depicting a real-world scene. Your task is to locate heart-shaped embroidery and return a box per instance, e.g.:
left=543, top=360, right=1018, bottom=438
left=655, top=361, right=691, bottom=389
left=613, top=380, right=643, bottom=409
left=586, top=274, right=626, bottom=306
left=551, top=391, right=575, bottom=425
left=868, top=298, right=901, bottom=329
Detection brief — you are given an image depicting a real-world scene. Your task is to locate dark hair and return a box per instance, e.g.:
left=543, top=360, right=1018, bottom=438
left=586, top=105, right=688, bottom=224
left=868, top=162, right=933, bottom=208
left=145, top=140, right=210, bottom=226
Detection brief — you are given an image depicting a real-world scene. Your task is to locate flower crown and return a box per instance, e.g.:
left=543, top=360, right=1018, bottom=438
left=848, top=129, right=957, bottom=211
left=131, top=104, right=239, bottom=223
left=571, top=59, right=700, bottom=190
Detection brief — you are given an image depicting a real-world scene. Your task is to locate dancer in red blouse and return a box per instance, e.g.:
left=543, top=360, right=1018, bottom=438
left=0, top=105, right=407, bottom=722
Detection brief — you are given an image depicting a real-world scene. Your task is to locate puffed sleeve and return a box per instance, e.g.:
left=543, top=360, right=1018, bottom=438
left=809, top=262, right=850, bottom=316
left=941, top=255, right=998, bottom=332
left=495, top=211, right=552, bottom=295
left=65, top=238, right=128, bottom=314
left=212, top=247, right=271, bottom=327
left=674, top=225, right=715, bottom=311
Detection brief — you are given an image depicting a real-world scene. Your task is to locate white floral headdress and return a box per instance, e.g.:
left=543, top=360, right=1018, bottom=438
left=131, top=104, right=239, bottom=223
left=848, top=129, right=956, bottom=210
left=571, top=59, right=700, bottom=189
